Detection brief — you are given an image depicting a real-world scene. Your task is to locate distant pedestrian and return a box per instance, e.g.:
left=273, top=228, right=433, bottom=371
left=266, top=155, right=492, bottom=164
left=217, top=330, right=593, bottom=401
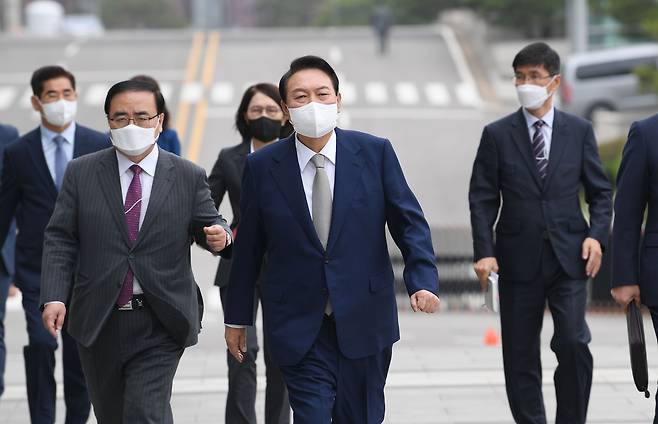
left=372, top=5, right=393, bottom=55
left=0, top=65, right=109, bottom=424
left=131, top=74, right=182, bottom=156
left=469, top=42, right=612, bottom=424
left=209, top=83, right=292, bottom=424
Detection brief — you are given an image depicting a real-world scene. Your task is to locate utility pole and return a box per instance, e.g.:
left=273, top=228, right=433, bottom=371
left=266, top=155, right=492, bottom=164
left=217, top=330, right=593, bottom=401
left=4, top=0, right=21, bottom=33
left=567, top=0, right=588, bottom=53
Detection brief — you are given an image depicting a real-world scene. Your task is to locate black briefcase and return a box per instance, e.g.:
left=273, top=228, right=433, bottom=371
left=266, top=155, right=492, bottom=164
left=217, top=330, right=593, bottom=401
left=626, top=302, right=651, bottom=398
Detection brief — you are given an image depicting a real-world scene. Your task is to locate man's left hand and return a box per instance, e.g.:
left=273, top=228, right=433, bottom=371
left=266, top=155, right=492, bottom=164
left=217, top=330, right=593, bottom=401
left=410, top=290, right=440, bottom=313
left=204, top=225, right=229, bottom=252
left=582, top=237, right=602, bottom=278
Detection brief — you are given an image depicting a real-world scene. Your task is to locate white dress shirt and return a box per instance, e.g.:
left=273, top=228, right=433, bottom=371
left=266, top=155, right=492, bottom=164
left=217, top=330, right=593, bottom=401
left=41, top=122, right=76, bottom=183
left=226, top=132, right=337, bottom=328
left=295, top=131, right=337, bottom=218
left=115, top=146, right=160, bottom=295
left=522, top=107, right=554, bottom=159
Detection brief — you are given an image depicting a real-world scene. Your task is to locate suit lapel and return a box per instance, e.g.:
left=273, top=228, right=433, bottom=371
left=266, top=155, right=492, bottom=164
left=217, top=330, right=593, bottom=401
left=234, top=141, right=249, bottom=176
left=510, top=109, right=542, bottom=189
left=133, top=150, right=175, bottom=250
left=542, top=110, right=569, bottom=192
left=326, top=129, right=363, bottom=253
left=25, top=128, right=58, bottom=200
left=96, top=149, right=131, bottom=247
left=270, top=137, right=324, bottom=251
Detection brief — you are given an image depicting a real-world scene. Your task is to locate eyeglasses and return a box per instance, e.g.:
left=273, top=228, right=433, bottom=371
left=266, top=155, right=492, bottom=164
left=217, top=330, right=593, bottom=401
left=108, top=114, right=159, bottom=128
left=247, top=106, right=282, bottom=117
left=513, top=74, right=556, bottom=84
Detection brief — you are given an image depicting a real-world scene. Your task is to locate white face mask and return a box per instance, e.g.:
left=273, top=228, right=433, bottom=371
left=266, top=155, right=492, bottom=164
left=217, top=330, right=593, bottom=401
left=40, top=99, right=77, bottom=127
left=110, top=120, right=159, bottom=157
left=288, top=102, right=338, bottom=138
left=516, top=76, right=556, bottom=110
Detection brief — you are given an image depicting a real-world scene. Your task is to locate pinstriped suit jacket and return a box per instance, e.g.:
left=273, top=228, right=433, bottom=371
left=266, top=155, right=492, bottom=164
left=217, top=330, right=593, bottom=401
left=40, top=147, right=231, bottom=348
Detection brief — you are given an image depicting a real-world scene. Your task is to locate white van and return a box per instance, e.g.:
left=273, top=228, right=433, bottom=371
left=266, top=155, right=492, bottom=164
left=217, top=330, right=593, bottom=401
left=560, top=44, right=658, bottom=120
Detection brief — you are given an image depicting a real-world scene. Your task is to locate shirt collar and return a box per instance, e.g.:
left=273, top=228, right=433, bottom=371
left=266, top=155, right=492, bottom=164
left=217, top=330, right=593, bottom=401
left=295, top=131, right=337, bottom=172
left=115, top=145, right=159, bottom=177
left=41, top=121, right=76, bottom=145
left=523, top=107, right=554, bottom=130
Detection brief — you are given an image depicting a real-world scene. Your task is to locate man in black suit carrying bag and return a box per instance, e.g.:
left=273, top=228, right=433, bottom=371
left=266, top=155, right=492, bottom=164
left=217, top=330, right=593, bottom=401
left=469, top=42, right=612, bottom=423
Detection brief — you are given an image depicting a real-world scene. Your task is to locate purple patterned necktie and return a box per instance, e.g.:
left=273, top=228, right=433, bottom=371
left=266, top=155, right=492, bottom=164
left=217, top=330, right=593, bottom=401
left=117, top=164, right=142, bottom=307
left=532, top=120, right=548, bottom=180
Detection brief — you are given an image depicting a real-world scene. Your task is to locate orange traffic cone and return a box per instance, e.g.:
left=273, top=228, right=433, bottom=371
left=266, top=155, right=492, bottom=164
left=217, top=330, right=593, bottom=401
left=484, top=327, right=500, bottom=347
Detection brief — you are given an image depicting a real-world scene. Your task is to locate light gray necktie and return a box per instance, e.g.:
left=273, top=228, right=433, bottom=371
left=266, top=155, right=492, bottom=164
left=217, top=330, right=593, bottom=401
left=53, top=135, right=68, bottom=190
left=311, top=154, right=333, bottom=315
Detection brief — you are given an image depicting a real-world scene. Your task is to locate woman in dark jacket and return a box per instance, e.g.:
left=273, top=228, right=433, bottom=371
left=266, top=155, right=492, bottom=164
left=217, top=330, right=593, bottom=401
left=209, top=83, right=293, bottom=424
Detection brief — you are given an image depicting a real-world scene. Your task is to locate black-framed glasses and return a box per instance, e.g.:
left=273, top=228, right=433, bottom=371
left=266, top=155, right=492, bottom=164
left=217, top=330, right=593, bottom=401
left=247, top=106, right=282, bottom=117
left=108, top=114, right=159, bottom=128
left=513, top=74, right=556, bottom=84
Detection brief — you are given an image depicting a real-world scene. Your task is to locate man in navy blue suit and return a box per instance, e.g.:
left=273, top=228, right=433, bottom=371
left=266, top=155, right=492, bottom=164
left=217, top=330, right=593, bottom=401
left=0, top=122, right=19, bottom=400
left=611, top=114, right=658, bottom=421
left=469, top=43, right=612, bottom=424
left=0, top=66, right=109, bottom=424
left=224, top=56, right=440, bottom=423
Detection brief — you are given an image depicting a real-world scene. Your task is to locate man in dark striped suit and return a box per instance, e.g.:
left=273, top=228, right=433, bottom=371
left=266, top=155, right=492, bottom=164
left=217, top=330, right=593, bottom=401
left=40, top=80, right=232, bottom=423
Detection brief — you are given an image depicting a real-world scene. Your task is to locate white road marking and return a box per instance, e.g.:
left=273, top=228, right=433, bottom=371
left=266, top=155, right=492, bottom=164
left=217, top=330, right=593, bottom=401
left=180, top=82, right=204, bottom=104
left=365, top=82, right=388, bottom=104
left=329, top=46, right=343, bottom=64
left=207, top=106, right=483, bottom=121
left=395, top=82, right=419, bottom=105
left=425, top=82, right=451, bottom=106
left=84, top=83, right=110, bottom=106
left=340, top=82, right=357, bottom=105
left=20, top=87, right=33, bottom=108
left=159, top=82, right=173, bottom=102
left=456, top=82, right=480, bottom=107
left=210, top=82, right=234, bottom=105
left=0, top=86, right=17, bottom=110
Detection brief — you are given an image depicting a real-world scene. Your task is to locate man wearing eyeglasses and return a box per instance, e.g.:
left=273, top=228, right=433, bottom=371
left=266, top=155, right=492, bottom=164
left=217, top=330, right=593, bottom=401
left=468, top=42, right=612, bottom=423
left=39, top=79, right=232, bottom=423
left=0, top=66, right=109, bottom=424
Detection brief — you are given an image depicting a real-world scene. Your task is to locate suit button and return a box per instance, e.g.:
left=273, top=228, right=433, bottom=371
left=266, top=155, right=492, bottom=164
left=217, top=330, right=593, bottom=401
left=324, top=257, right=330, bottom=264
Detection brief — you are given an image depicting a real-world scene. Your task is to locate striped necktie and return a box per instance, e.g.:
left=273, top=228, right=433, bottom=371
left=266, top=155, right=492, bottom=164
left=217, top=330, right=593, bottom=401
left=532, top=120, right=548, bottom=180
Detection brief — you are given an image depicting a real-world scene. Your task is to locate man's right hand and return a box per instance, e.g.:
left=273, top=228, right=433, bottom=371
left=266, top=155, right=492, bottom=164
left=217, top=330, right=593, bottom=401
left=225, top=326, right=247, bottom=363
left=474, top=257, right=499, bottom=291
left=611, top=284, right=641, bottom=308
left=42, top=303, right=66, bottom=339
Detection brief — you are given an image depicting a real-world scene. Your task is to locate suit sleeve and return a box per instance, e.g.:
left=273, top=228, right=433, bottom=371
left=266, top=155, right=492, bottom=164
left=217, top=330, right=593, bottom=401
left=612, top=122, right=648, bottom=287
left=40, top=163, right=79, bottom=305
left=468, top=126, right=500, bottom=261
left=191, top=167, right=232, bottom=258
left=208, top=151, right=228, bottom=209
left=382, top=139, right=439, bottom=296
left=224, top=159, right=263, bottom=325
left=581, top=124, right=613, bottom=249
left=0, top=147, right=20, bottom=248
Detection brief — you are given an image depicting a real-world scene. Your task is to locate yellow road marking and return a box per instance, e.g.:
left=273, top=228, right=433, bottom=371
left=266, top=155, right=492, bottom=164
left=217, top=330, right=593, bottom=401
left=186, top=31, right=220, bottom=163
left=174, top=31, right=205, bottom=143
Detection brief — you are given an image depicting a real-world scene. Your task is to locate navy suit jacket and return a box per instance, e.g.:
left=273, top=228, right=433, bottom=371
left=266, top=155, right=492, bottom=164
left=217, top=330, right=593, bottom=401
left=0, top=124, right=109, bottom=290
left=0, top=124, right=19, bottom=276
left=225, top=128, right=439, bottom=366
left=469, top=108, right=612, bottom=282
left=612, top=114, right=658, bottom=306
